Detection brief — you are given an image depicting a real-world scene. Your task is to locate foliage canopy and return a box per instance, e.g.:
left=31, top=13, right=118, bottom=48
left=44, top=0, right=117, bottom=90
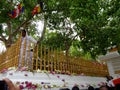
left=0, top=0, right=120, bottom=59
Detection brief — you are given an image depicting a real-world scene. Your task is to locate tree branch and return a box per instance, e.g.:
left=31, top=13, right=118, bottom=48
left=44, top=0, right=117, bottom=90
left=0, top=37, right=3, bottom=41
left=1, top=34, right=7, bottom=42
left=7, top=21, right=12, bottom=35
left=12, top=18, right=32, bottom=36
left=72, top=34, right=79, bottom=41
left=7, top=21, right=12, bottom=42
left=37, top=17, right=47, bottom=44
left=0, top=35, right=7, bottom=48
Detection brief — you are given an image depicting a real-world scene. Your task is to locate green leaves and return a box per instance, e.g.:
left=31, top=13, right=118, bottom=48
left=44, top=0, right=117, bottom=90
left=1, top=0, right=120, bottom=59
left=42, top=0, right=120, bottom=59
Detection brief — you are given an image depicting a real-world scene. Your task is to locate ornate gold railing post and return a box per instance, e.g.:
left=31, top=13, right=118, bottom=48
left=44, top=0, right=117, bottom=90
left=56, top=48, right=59, bottom=71
left=43, top=46, right=46, bottom=71
left=16, top=35, right=22, bottom=68
left=59, top=51, right=62, bottom=72
left=50, top=47, right=54, bottom=71
left=69, top=57, right=72, bottom=74
left=21, top=38, right=26, bottom=67
left=36, top=45, right=38, bottom=70
left=45, top=47, right=48, bottom=71
left=26, top=40, right=30, bottom=69
left=40, top=45, right=43, bottom=70
left=10, top=45, right=13, bottom=68
left=53, top=49, right=56, bottom=71
left=32, top=47, right=34, bottom=70
left=47, top=47, right=50, bottom=71
left=60, top=52, right=64, bottom=73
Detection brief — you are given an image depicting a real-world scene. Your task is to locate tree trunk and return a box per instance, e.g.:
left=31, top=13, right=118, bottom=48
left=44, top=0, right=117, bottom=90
left=1, top=18, right=31, bottom=48
left=37, top=16, right=47, bottom=44
left=64, top=40, right=71, bottom=57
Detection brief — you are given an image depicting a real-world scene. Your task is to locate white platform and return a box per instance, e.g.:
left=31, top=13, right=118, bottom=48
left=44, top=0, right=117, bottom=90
left=0, top=69, right=106, bottom=90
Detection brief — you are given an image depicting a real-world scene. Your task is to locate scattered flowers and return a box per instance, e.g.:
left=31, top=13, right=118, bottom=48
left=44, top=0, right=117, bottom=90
left=57, top=75, right=60, bottom=78
left=19, top=85, right=24, bottom=89
left=17, top=81, right=42, bottom=90
left=16, top=81, right=20, bottom=85
left=25, top=81, right=28, bottom=84
left=98, top=83, right=101, bottom=86
left=80, top=73, right=85, bottom=76
left=0, top=67, right=106, bottom=89
left=9, top=73, right=13, bottom=75
left=21, top=82, right=24, bottom=84
left=0, top=68, right=8, bottom=73
left=81, top=84, right=85, bottom=87
left=50, top=71, right=55, bottom=75
left=61, top=71, right=65, bottom=74
left=100, top=82, right=106, bottom=85
left=24, top=73, right=28, bottom=77
left=43, top=70, right=48, bottom=73
left=43, top=85, right=48, bottom=89
left=36, top=69, right=42, bottom=73
left=62, top=79, right=65, bottom=82
left=41, top=82, right=44, bottom=84
left=8, top=67, right=16, bottom=70
left=20, top=67, right=28, bottom=71
left=55, top=70, right=61, bottom=74
left=66, top=71, right=71, bottom=75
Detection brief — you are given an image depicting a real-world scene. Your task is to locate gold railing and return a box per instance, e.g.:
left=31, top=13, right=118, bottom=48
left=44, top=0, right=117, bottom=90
left=0, top=36, right=109, bottom=77
left=0, top=35, right=21, bottom=70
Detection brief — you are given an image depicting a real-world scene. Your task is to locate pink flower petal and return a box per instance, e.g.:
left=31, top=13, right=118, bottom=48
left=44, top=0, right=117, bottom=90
left=9, top=73, right=13, bottom=75
left=19, top=85, right=24, bottom=89
left=57, top=76, right=60, bottom=78
left=62, top=79, right=65, bottom=82
left=0, top=68, right=8, bottom=73
left=24, top=74, right=28, bottom=76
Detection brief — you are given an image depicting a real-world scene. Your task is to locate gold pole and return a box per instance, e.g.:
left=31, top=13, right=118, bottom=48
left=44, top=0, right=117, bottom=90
left=47, top=47, right=50, bottom=71
left=46, top=47, right=48, bottom=71
left=54, top=49, right=56, bottom=71
left=50, top=47, right=53, bottom=72
left=59, top=51, right=62, bottom=72
left=60, top=52, right=63, bottom=73
left=56, top=48, right=59, bottom=71
left=22, top=38, right=26, bottom=67
left=40, top=45, right=43, bottom=70
left=16, top=34, right=22, bottom=68
left=36, top=45, right=38, bottom=70
left=27, top=41, right=30, bottom=69
left=16, top=35, right=21, bottom=67
left=44, top=46, right=46, bottom=70
left=32, top=48, right=34, bottom=71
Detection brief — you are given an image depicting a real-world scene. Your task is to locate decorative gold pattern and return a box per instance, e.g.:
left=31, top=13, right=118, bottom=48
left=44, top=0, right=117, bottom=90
left=0, top=36, right=109, bottom=77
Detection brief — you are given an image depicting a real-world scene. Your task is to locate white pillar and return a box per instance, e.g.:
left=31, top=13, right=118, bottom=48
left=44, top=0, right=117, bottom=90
left=107, top=60, right=115, bottom=77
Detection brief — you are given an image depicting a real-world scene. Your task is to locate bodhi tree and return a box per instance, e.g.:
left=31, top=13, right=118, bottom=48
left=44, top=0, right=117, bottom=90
left=1, top=0, right=120, bottom=59
left=0, top=0, right=45, bottom=48
left=0, top=0, right=75, bottom=57
left=0, top=0, right=73, bottom=49
left=69, top=0, right=120, bottom=58
left=42, top=0, right=120, bottom=58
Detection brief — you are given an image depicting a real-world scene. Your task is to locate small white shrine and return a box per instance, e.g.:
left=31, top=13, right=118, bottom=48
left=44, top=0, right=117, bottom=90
left=99, top=49, right=120, bottom=78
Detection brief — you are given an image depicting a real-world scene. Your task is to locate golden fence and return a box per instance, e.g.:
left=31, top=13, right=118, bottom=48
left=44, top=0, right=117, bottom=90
left=0, top=36, right=109, bottom=77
